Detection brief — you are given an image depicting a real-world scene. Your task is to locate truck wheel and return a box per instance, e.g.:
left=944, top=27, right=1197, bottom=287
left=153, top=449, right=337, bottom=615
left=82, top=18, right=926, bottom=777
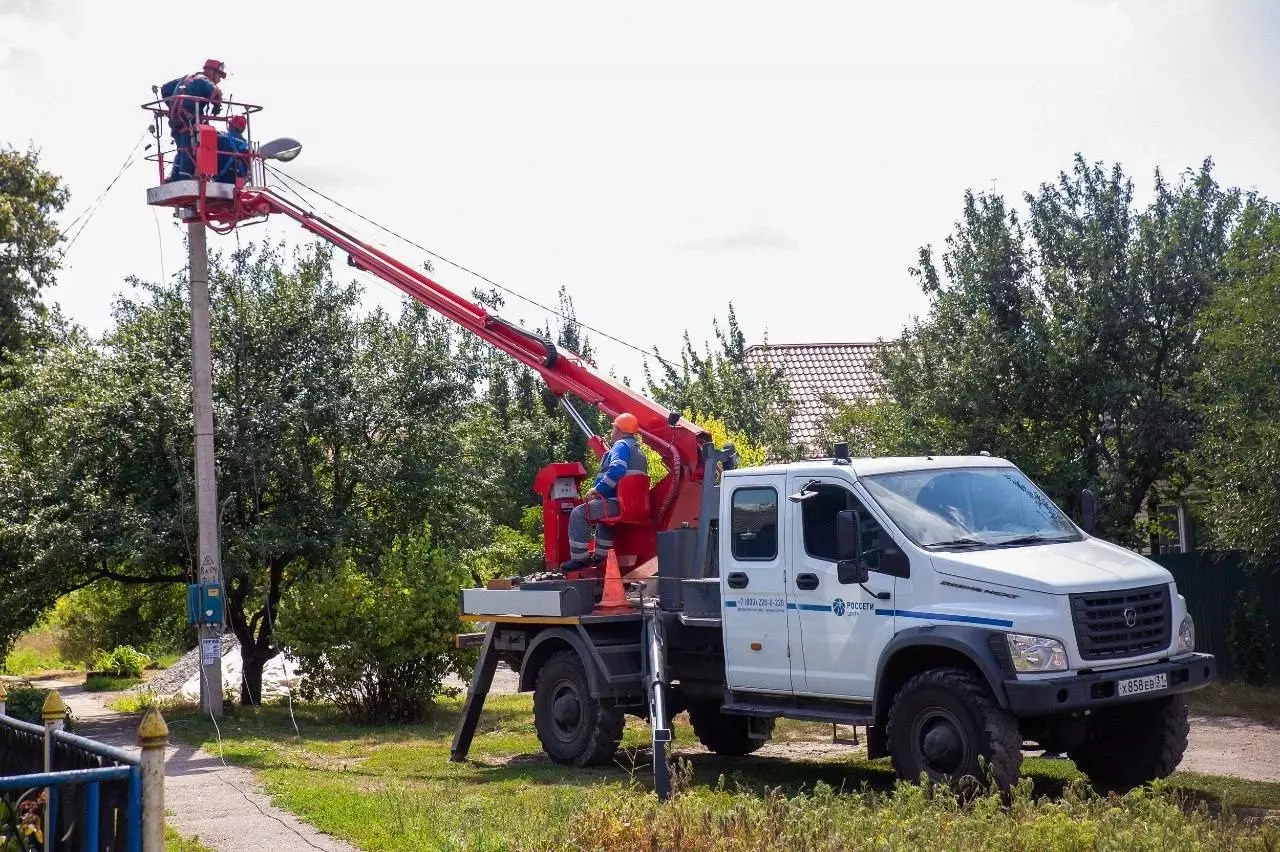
left=687, top=702, right=773, bottom=756
left=1069, top=695, right=1189, bottom=793
left=886, top=667, right=1022, bottom=790
left=533, top=649, right=624, bottom=767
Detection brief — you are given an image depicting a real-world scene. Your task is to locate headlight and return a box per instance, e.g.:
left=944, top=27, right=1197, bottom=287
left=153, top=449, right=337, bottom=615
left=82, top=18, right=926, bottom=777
left=1177, top=614, right=1195, bottom=653
left=1006, top=633, right=1069, bottom=673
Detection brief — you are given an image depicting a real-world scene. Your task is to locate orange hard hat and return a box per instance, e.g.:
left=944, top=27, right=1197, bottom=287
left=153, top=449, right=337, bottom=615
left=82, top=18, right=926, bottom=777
left=612, top=412, right=639, bottom=434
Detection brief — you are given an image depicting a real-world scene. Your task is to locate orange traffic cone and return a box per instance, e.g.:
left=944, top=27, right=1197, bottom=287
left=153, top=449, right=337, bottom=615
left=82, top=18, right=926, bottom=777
left=595, top=549, right=631, bottom=611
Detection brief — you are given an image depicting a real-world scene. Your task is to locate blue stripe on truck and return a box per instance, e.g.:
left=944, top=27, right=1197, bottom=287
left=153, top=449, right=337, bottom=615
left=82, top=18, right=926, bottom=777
left=875, top=609, right=1013, bottom=628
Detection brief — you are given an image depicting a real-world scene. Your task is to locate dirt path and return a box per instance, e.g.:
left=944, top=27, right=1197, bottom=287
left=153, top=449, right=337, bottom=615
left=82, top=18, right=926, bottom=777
left=34, top=678, right=358, bottom=852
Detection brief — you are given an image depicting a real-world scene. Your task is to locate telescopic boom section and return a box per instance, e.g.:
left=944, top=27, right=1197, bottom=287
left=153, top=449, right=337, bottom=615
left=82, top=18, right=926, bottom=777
left=238, top=187, right=712, bottom=540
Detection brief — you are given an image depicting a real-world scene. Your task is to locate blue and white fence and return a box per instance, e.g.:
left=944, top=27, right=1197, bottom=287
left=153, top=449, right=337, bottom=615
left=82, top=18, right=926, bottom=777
left=0, top=687, right=166, bottom=852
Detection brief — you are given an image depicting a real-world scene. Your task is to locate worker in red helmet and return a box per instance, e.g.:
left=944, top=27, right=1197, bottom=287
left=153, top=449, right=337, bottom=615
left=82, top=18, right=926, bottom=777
left=214, top=114, right=251, bottom=184
left=563, top=413, right=648, bottom=571
left=159, top=59, right=227, bottom=181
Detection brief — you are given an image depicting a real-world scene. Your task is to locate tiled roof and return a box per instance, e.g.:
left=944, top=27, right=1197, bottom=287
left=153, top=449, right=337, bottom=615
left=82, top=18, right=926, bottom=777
left=744, top=342, right=887, bottom=454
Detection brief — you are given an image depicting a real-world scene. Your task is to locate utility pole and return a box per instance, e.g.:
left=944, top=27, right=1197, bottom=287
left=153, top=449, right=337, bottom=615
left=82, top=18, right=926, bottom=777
left=188, top=220, right=224, bottom=718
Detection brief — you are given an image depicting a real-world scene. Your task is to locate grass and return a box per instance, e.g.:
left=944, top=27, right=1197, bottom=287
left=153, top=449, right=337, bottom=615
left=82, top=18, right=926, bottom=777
left=1, top=627, right=79, bottom=676
left=149, top=693, right=1280, bottom=852
left=1188, top=680, right=1280, bottom=727
left=83, top=674, right=145, bottom=692
left=165, top=824, right=216, bottom=852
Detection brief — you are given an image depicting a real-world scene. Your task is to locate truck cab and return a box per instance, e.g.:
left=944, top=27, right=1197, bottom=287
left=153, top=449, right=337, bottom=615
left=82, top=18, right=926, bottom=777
left=715, top=453, right=1213, bottom=790
left=453, top=450, right=1215, bottom=795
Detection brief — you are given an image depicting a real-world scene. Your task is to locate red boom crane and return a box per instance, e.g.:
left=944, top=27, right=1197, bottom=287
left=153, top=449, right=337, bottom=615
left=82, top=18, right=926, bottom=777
left=142, top=98, right=718, bottom=574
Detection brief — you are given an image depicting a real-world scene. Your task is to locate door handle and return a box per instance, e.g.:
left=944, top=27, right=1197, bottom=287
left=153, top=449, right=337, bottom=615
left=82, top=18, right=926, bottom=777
left=795, top=572, right=819, bottom=591
left=727, top=572, right=749, bottom=589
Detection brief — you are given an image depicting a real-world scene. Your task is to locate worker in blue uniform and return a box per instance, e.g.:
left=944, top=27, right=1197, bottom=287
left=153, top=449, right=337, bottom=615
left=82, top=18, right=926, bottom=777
left=160, top=59, right=226, bottom=181
left=214, top=115, right=251, bottom=184
left=564, top=413, right=648, bottom=571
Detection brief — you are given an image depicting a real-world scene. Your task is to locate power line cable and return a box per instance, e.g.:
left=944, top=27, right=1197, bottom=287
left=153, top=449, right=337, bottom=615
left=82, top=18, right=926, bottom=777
left=59, top=128, right=151, bottom=256
left=263, top=164, right=677, bottom=373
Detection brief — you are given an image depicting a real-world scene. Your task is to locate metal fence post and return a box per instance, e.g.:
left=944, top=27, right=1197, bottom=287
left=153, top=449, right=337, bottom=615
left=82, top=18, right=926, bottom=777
left=42, top=690, right=65, bottom=852
left=137, top=707, right=168, bottom=852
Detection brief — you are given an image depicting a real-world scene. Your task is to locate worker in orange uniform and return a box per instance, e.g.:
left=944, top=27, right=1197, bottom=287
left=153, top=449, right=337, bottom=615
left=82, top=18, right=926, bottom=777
left=160, top=59, right=227, bottom=181
left=563, top=413, right=648, bottom=571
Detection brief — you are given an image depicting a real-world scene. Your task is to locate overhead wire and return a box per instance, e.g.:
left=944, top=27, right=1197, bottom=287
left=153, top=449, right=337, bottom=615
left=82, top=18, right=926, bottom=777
left=59, top=127, right=152, bottom=256
left=263, top=164, right=679, bottom=374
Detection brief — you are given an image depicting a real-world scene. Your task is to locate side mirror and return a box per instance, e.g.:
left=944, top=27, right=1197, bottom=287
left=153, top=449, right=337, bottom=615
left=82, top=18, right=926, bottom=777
left=1081, top=488, right=1096, bottom=535
left=836, top=509, right=861, bottom=561
left=837, top=559, right=870, bottom=585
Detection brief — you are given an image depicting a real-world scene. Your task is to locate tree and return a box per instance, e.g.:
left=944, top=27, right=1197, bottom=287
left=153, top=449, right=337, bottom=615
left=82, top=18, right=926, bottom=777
left=644, top=303, right=795, bottom=458
left=834, top=155, right=1239, bottom=545
left=1192, top=194, right=1280, bottom=560
left=0, top=144, right=69, bottom=373
left=0, top=239, right=497, bottom=696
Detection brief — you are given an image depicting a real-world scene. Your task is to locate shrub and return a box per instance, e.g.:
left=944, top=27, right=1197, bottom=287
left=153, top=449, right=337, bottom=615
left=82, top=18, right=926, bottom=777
left=1228, top=587, right=1274, bottom=685
left=276, top=523, right=475, bottom=724
left=2, top=685, right=75, bottom=730
left=52, top=580, right=191, bottom=665
left=89, top=646, right=152, bottom=679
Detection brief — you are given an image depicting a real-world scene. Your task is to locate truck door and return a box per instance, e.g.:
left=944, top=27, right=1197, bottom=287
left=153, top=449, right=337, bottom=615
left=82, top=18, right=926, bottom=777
left=720, top=476, right=795, bottom=694
left=787, top=474, right=899, bottom=700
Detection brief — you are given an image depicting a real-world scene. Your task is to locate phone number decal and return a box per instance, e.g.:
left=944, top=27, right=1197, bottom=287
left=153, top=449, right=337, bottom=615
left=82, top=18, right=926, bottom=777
left=736, top=596, right=787, bottom=611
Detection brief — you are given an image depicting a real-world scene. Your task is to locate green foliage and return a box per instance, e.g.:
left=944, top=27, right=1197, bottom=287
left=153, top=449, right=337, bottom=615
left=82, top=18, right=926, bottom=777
left=558, top=777, right=1280, bottom=852
left=89, top=645, right=151, bottom=679
left=1228, top=588, right=1274, bottom=686
left=1193, top=196, right=1280, bottom=561
left=854, top=154, right=1239, bottom=544
left=1, top=685, right=74, bottom=730
left=645, top=303, right=797, bottom=458
left=83, top=674, right=143, bottom=692
left=276, top=523, right=474, bottom=724
left=460, top=506, right=545, bottom=584
left=0, top=143, right=69, bottom=372
left=51, top=581, right=190, bottom=664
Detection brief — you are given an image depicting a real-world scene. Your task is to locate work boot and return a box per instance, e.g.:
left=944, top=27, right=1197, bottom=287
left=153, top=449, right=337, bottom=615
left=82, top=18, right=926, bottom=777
left=559, top=552, right=606, bottom=574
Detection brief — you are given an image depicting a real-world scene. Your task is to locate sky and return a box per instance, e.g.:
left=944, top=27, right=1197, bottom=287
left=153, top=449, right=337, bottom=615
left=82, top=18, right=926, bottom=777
left=3, top=0, right=1279, bottom=386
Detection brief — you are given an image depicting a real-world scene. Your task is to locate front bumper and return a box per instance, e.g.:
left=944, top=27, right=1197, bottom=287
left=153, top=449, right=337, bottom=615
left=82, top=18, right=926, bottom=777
left=1003, top=652, right=1216, bottom=717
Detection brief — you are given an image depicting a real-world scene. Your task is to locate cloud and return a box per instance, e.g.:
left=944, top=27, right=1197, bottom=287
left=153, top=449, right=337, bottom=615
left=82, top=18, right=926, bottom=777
left=681, top=226, right=797, bottom=251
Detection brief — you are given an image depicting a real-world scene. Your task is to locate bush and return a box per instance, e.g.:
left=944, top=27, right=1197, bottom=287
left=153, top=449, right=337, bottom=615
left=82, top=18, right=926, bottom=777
left=1228, top=587, right=1274, bottom=685
left=51, top=581, right=191, bottom=665
left=89, top=646, right=151, bottom=679
left=2, top=684, right=75, bottom=730
left=277, top=523, right=475, bottom=724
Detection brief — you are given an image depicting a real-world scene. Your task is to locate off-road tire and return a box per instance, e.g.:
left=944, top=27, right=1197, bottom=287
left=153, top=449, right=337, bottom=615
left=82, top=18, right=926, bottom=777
left=886, top=667, right=1022, bottom=790
left=532, top=649, right=625, bottom=767
left=687, top=702, right=774, bottom=756
left=1069, top=695, right=1189, bottom=793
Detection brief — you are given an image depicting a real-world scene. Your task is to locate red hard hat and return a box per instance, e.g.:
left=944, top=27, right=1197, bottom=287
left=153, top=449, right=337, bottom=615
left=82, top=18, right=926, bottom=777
left=203, top=58, right=226, bottom=74
left=227, top=114, right=247, bottom=131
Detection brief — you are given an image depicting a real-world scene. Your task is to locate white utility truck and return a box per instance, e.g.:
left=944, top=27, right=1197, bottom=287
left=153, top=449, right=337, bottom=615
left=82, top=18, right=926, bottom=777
left=451, top=446, right=1215, bottom=797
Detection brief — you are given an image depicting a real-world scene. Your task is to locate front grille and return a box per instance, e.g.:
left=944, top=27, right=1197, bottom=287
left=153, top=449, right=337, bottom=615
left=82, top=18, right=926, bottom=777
left=1069, top=584, right=1171, bottom=662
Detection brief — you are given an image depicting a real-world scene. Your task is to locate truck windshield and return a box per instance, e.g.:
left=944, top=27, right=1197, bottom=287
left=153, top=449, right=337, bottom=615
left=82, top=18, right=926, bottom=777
left=859, top=466, right=1082, bottom=550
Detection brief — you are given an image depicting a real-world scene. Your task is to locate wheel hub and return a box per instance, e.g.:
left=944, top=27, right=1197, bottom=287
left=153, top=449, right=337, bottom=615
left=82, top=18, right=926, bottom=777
left=918, top=712, right=965, bottom=776
left=552, top=687, right=582, bottom=732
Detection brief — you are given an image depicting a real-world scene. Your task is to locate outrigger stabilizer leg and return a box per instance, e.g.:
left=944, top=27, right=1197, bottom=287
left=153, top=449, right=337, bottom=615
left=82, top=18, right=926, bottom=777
left=450, top=622, right=499, bottom=763
left=643, top=605, right=673, bottom=800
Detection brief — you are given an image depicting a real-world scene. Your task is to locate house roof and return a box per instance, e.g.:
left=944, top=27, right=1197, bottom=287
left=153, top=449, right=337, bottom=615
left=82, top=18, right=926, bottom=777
left=744, top=342, right=887, bottom=454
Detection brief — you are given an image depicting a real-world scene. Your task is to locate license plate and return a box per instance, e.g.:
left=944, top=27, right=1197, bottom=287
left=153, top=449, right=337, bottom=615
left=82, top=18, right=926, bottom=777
left=1117, top=672, right=1167, bottom=697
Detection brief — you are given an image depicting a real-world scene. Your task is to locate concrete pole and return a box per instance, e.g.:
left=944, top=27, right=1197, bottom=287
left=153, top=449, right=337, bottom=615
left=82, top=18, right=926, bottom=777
left=188, top=220, right=224, bottom=718
left=0, top=680, right=7, bottom=717
left=137, top=707, right=169, bottom=852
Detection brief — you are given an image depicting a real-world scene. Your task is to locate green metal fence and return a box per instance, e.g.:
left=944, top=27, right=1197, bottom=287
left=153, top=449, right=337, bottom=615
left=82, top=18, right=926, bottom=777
left=1153, top=550, right=1280, bottom=682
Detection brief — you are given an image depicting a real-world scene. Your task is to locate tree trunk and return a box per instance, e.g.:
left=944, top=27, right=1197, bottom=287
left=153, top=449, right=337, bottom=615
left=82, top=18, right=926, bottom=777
left=1147, top=493, right=1161, bottom=556
left=240, top=648, right=266, bottom=706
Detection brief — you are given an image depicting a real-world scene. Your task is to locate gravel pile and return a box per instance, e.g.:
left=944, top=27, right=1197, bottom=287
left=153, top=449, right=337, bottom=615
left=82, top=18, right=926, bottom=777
left=132, top=634, right=240, bottom=696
